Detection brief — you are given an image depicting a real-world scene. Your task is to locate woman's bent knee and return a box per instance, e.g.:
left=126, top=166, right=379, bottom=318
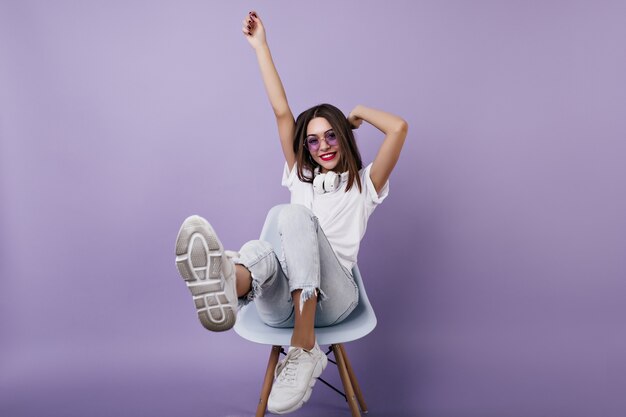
left=237, top=240, right=275, bottom=268
left=236, top=240, right=276, bottom=278
left=278, top=204, right=315, bottom=232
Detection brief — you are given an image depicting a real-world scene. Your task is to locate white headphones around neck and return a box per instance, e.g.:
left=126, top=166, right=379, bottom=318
left=313, top=168, right=348, bottom=194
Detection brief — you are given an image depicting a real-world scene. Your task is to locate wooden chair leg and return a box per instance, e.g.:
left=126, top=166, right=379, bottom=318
left=338, top=344, right=368, bottom=413
left=332, top=344, right=361, bottom=417
left=256, top=345, right=281, bottom=417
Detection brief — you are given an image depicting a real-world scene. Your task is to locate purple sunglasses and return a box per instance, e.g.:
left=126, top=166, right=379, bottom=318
left=305, top=130, right=338, bottom=152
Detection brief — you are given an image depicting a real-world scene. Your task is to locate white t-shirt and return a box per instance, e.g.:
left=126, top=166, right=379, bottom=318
left=281, top=162, right=389, bottom=271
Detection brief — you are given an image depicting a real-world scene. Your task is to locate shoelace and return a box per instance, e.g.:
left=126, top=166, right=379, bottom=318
left=275, top=348, right=306, bottom=385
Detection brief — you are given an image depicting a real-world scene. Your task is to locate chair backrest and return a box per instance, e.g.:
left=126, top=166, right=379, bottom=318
left=234, top=204, right=377, bottom=346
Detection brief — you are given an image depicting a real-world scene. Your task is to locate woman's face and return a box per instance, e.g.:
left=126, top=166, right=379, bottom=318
left=305, top=117, right=341, bottom=173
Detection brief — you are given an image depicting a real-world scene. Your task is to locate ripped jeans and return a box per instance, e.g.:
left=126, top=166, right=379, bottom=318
left=233, top=204, right=359, bottom=328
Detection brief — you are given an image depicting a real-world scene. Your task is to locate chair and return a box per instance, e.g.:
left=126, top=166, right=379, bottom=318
left=234, top=205, right=377, bottom=417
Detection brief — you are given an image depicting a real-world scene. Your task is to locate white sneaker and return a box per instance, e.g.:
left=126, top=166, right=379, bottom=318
left=267, top=343, right=328, bottom=414
left=175, top=215, right=238, bottom=332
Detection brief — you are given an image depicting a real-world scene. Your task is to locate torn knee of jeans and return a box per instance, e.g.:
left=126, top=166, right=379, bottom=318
left=313, top=288, right=329, bottom=311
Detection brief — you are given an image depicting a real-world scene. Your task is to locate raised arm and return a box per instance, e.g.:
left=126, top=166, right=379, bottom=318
left=242, top=11, right=296, bottom=170
left=348, top=105, right=408, bottom=194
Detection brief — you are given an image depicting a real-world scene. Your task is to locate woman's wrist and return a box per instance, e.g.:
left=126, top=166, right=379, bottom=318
left=351, top=104, right=365, bottom=119
left=351, top=105, right=406, bottom=134
left=254, top=41, right=270, bottom=53
left=348, top=105, right=364, bottom=123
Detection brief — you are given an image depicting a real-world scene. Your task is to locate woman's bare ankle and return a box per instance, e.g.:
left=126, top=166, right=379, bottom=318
left=290, top=335, right=315, bottom=350
left=235, top=264, right=252, bottom=297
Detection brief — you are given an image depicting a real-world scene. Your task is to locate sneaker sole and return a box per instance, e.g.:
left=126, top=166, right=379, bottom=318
left=268, top=353, right=328, bottom=415
left=175, top=215, right=236, bottom=332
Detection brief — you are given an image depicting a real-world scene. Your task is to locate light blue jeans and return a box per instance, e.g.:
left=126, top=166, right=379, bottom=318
left=234, top=204, right=359, bottom=328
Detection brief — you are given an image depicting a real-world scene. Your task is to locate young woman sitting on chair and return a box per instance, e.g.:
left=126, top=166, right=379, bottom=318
left=174, top=10, right=408, bottom=415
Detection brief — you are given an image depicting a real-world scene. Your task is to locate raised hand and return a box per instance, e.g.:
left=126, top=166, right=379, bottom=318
left=348, top=107, right=364, bottom=129
left=242, top=10, right=266, bottom=49
left=241, top=10, right=296, bottom=169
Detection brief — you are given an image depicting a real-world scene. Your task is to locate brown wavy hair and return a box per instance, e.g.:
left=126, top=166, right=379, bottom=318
left=293, top=103, right=363, bottom=192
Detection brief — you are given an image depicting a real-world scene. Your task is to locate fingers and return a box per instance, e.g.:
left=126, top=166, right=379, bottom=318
left=242, top=11, right=261, bottom=37
left=245, top=12, right=257, bottom=25
left=246, top=11, right=260, bottom=34
left=242, top=18, right=252, bottom=36
left=242, top=20, right=255, bottom=36
left=348, top=116, right=363, bottom=129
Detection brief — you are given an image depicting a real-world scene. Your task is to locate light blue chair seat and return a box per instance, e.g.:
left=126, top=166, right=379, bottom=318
left=234, top=204, right=376, bottom=417
left=235, top=264, right=375, bottom=345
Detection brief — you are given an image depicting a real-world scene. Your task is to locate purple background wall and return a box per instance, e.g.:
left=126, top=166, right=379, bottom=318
left=1, top=1, right=625, bottom=416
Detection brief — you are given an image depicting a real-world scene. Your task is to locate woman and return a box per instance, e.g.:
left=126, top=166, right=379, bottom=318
left=174, top=10, right=408, bottom=414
